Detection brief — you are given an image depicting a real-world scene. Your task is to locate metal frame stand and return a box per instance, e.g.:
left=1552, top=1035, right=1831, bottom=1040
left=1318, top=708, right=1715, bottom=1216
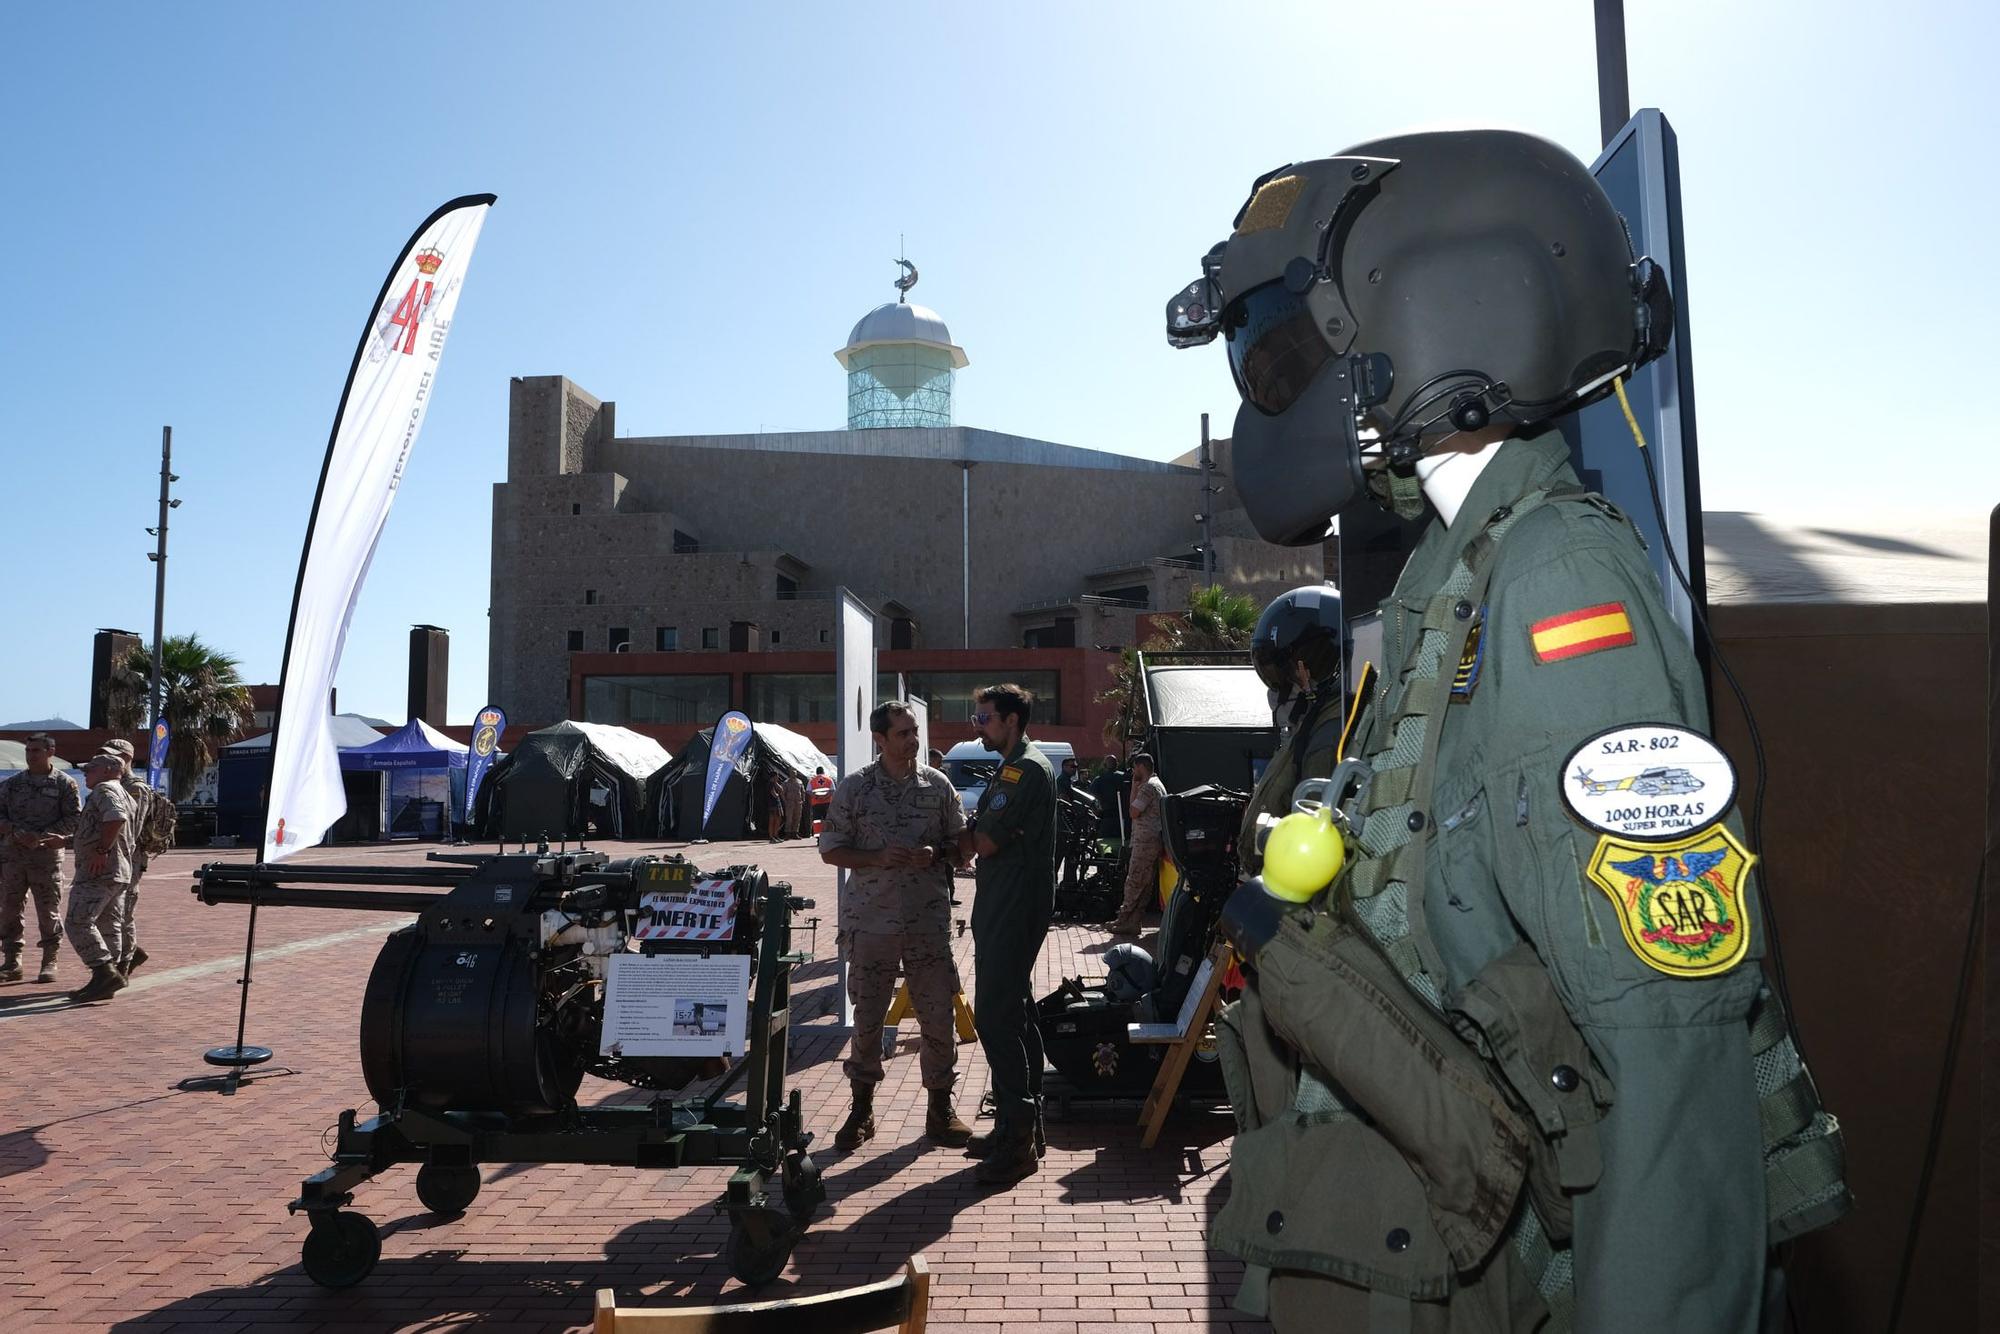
left=175, top=900, right=296, bottom=1094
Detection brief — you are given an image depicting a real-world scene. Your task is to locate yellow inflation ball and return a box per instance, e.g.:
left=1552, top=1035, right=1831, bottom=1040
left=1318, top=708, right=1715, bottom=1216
left=1262, top=807, right=1346, bottom=903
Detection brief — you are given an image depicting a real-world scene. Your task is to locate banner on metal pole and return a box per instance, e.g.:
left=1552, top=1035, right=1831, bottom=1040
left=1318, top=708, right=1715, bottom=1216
left=833, top=588, right=878, bottom=1027
left=262, top=194, right=495, bottom=862
left=147, top=718, right=170, bottom=792
left=701, top=710, right=756, bottom=836
left=464, top=704, right=506, bottom=821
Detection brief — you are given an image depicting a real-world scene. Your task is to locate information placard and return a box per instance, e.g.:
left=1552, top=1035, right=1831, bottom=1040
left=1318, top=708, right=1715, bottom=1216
left=600, top=953, right=751, bottom=1057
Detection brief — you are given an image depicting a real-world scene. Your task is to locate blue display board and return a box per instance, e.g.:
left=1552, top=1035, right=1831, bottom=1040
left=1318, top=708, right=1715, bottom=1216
left=1556, top=108, right=1705, bottom=650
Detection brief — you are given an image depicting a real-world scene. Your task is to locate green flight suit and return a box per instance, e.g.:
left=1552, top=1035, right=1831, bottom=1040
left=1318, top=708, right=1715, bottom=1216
left=1218, top=434, right=1768, bottom=1332
left=1238, top=688, right=1347, bottom=876
left=970, top=737, right=1057, bottom=1134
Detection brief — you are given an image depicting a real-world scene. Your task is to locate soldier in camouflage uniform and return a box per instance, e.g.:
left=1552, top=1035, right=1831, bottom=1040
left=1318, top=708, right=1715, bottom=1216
left=1109, top=753, right=1167, bottom=936
left=0, top=733, right=82, bottom=983
left=99, top=738, right=163, bottom=976
left=819, top=700, right=973, bottom=1149
left=65, top=754, right=133, bottom=1003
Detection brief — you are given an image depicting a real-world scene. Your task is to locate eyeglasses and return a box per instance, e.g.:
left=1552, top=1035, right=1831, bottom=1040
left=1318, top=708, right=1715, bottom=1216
left=969, top=712, right=995, bottom=725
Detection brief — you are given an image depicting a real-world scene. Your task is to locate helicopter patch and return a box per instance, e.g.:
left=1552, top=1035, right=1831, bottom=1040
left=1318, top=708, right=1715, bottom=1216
left=1584, top=825, right=1756, bottom=978
left=1561, top=724, right=1737, bottom=842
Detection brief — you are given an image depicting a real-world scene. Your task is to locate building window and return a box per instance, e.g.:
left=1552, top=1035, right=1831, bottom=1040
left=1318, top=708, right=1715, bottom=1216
left=571, top=503, right=581, bottom=515
left=583, top=674, right=731, bottom=725
left=609, top=627, right=630, bottom=652
left=746, top=673, right=837, bottom=724
left=566, top=630, right=584, bottom=652
left=1095, top=584, right=1150, bottom=607
left=776, top=574, right=798, bottom=599
left=702, top=627, right=720, bottom=650
left=769, top=630, right=781, bottom=645
left=585, top=589, right=598, bottom=606
left=656, top=626, right=678, bottom=652
left=901, top=670, right=1064, bottom=727
left=818, top=629, right=830, bottom=644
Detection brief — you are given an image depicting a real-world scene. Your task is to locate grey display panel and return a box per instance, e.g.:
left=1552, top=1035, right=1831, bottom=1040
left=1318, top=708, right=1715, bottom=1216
left=1556, top=108, right=1705, bottom=650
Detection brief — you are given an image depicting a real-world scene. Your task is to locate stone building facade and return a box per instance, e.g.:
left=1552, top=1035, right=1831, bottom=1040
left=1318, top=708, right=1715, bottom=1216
left=489, top=375, right=1323, bottom=726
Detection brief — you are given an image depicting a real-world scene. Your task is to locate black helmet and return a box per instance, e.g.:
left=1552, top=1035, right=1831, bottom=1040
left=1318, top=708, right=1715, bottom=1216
left=1251, top=585, right=1343, bottom=697
left=1166, top=129, right=1673, bottom=545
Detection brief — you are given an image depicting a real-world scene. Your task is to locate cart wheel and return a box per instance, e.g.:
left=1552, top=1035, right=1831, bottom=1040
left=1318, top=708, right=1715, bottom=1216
left=725, top=1210, right=797, bottom=1286
left=301, top=1212, right=380, bottom=1289
left=415, top=1163, right=481, bottom=1216
left=782, top=1152, right=824, bottom=1223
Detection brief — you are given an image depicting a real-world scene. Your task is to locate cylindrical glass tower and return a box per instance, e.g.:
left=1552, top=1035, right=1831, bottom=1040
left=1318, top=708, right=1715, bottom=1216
left=835, top=301, right=968, bottom=429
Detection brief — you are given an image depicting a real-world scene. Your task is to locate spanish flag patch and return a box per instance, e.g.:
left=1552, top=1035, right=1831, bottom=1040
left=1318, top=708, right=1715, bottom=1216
left=1529, top=602, right=1635, bottom=664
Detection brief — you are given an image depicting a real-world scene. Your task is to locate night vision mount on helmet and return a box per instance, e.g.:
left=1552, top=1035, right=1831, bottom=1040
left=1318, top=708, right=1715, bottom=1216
left=1166, top=129, right=1676, bottom=545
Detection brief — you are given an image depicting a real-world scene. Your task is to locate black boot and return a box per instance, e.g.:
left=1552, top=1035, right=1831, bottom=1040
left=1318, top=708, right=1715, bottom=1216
left=834, top=1079, right=876, bottom=1150
left=124, top=946, right=150, bottom=978
left=69, top=963, right=124, bottom=1003
left=0, top=950, right=20, bottom=983
left=975, top=1127, right=1040, bottom=1187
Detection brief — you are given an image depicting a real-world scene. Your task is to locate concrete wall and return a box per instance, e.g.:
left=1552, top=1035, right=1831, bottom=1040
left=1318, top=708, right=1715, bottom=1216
left=491, top=375, right=1323, bottom=723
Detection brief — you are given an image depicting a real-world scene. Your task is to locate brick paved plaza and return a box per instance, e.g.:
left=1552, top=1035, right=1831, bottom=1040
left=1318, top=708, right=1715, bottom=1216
left=0, top=839, right=1257, bottom=1333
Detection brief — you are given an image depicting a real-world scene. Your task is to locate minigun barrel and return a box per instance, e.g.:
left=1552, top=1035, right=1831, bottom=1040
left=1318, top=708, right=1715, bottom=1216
left=192, top=862, right=469, bottom=914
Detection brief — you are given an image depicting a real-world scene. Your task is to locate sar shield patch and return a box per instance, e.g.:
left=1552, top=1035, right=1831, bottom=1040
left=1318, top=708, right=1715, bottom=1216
left=1585, top=825, right=1757, bottom=978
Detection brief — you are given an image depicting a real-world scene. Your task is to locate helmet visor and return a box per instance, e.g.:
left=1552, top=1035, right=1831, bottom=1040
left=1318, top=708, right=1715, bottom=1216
left=1250, top=637, right=1294, bottom=695
left=1225, top=281, right=1332, bottom=415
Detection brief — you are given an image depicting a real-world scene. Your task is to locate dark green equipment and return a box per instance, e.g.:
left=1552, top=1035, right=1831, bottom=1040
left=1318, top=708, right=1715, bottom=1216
left=192, top=849, right=823, bottom=1290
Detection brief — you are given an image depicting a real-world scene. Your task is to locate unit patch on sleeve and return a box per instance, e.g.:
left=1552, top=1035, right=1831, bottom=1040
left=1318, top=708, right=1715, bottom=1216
left=1451, top=615, right=1486, bottom=701
left=1584, top=825, right=1756, bottom=977
left=1528, top=601, right=1635, bottom=664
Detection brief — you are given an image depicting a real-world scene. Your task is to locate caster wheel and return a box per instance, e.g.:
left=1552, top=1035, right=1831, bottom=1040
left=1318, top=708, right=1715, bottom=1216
left=415, top=1163, right=481, bottom=1216
left=782, top=1153, right=824, bottom=1223
left=301, top=1212, right=380, bottom=1289
left=724, top=1210, right=797, bottom=1286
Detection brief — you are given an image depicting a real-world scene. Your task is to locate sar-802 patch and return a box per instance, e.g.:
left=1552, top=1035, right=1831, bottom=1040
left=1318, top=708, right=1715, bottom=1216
left=1529, top=601, right=1635, bottom=664
left=1584, top=825, right=1757, bottom=978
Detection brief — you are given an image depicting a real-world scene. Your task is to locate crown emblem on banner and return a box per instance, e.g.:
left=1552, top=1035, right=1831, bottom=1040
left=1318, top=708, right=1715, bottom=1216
left=414, top=247, right=445, bottom=275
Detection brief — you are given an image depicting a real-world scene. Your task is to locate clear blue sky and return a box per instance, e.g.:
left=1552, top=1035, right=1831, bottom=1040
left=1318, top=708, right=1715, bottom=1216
left=2, top=1, right=1991, bottom=726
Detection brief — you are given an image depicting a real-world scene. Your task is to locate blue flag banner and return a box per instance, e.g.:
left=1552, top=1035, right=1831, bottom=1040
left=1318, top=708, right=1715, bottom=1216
left=147, top=718, right=170, bottom=791
left=701, top=711, right=755, bottom=836
left=465, top=705, right=506, bottom=820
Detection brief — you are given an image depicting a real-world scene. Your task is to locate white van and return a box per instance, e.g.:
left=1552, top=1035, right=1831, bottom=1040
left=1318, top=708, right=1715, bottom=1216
left=939, top=738, right=1076, bottom=817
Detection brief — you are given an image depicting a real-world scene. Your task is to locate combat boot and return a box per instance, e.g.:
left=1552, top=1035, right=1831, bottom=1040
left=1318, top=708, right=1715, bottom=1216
left=974, top=1128, right=1040, bottom=1188
left=124, top=947, right=150, bottom=978
left=925, top=1087, right=972, bottom=1147
left=37, top=947, right=59, bottom=984
left=0, top=950, right=21, bottom=983
left=834, top=1079, right=876, bottom=1150
left=69, top=963, right=124, bottom=1004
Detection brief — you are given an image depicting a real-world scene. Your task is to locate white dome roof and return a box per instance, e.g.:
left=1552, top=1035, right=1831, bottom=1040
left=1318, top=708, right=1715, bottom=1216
left=837, top=301, right=969, bottom=370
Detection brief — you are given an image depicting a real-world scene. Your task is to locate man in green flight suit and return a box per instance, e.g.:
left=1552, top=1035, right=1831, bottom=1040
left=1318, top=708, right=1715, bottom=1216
left=1238, top=585, right=1346, bottom=874
left=954, top=682, right=1057, bottom=1187
left=1165, top=129, right=1846, bottom=1331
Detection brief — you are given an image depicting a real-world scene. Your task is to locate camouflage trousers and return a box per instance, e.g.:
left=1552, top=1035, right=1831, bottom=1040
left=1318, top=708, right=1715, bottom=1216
left=118, top=866, right=146, bottom=963
left=0, top=854, right=64, bottom=955
left=841, top=927, right=962, bottom=1090
left=65, top=877, right=127, bottom=970
left=1113, top=833, right=1164, bottom=929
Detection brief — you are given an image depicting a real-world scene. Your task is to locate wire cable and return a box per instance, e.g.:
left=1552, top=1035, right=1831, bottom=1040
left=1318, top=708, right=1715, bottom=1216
left=1613, top=377, right=1799, bottom=1039
left=1885, top=861, right=1985, bottom=1333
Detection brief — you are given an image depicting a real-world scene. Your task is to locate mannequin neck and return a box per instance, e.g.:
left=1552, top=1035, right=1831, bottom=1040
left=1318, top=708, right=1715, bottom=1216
left=1413, top=433, right=1509, bottom=527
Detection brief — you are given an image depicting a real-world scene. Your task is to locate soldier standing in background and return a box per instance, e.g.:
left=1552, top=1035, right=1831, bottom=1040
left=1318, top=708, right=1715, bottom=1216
left=781, top=769, right=806, bottom=840
left=1108, top=753, right=1167, bottom=937
left=98, top=738, right=164, bottom=977
left=0, top=734, right=82, bottom=983
left=819, top=701, right=973, bottom=1150
left=65, top=754, right=133, bottom=1003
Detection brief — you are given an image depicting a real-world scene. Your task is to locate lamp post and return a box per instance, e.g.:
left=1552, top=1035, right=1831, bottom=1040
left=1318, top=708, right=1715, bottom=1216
left=145, top=426, right=180, bottom=751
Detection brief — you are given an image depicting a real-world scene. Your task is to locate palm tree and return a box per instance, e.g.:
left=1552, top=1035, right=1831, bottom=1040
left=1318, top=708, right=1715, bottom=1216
left=1096, top=585, right=1261, bottom=751
left=103, top=634, right=254, bottom=802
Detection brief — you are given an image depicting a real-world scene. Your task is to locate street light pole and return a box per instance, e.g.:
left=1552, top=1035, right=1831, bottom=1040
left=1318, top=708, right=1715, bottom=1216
left=1594, top=0, right=1631, bottom=148
left=1197, top=413, right=1218, bottom=589
left=146, top=427, right=176, bottom=741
